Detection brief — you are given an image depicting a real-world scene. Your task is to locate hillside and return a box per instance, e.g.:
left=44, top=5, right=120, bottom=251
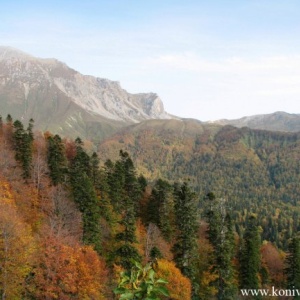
left=98, top=119, right=300, bottom=247
left=0, top=115, right=298, bottom=299
left=212, top=111, right=300, bottom=132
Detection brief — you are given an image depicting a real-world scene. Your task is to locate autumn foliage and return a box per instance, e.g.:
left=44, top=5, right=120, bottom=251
left=0, top=116, right=298, bottom=299
left=155, top=259, right=192, bottom=300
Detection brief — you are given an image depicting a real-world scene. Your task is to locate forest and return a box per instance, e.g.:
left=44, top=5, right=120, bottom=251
left=0, top=114, right=300, bottom=300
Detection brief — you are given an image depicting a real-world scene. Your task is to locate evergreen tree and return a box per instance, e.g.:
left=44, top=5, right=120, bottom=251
left=0, top=115, right=2, bottom=134
left=147, top=179, right=174, bottom=241
left=239, top=215, right=261, bottom=291
left=6, top=114, right=12, bottom=124
left=69, top=138, right=101, bottom=252
left=47, top=134, right=67, bottom=185
left=285, top=236, right=300, bottom=296
left=13, top=120, right=33, bottom=179
left=206, top=196, right=237, bottom=299
left=112, top=151, right=142, bottom=270
left=27, top=118, right=34, bottom=142
left=172, top=182, right=199, bottom=298
left=90, top=151, right=100, bottom=186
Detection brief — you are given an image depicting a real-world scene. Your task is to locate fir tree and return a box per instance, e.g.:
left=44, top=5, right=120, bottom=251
left=172, top=182, right=199, bottom=298
left=13, top=120, right=33, bottom=179
left=6, top=114, right=12, bottom=124
left=47, top=134, right=67, bottom=185
left=69, top=138, right=101, bottom=252
left=112, top=151, right=142, bottom=269
left=147, top=179, right=174, bottom=241
left=239, top=215, right=261, bottom=291
left=285, top=236, right=300, bottom=296
left=206, top=196, right=237, bottom=300
left=0, top=115, right=3, bottom=135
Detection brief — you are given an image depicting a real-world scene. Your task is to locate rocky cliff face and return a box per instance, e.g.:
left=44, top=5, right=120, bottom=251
left=0, top=46, right=172, bottom=130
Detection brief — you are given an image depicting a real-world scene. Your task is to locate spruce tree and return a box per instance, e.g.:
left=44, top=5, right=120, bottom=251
left=47, top=134, right=67, bottom=185
left=239, top=215, right=261, bottom=291
left=147, top=179, right=174, bottom=241
left=0, top=115, right=2, bottom=135
left=172, top=182, right=199, bottom=298
left=285, top=236, right=300, bottom=296
left=110, top=151, right=142, bottom=269
left=206, top=196, right=237, bottom=300
left=69, top=138, right=101, bottom=252
left=13, top=120, right=33, bottom=179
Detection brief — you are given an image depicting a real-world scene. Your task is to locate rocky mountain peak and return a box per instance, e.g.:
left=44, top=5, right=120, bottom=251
left=0, top=46, right=172, bottom=124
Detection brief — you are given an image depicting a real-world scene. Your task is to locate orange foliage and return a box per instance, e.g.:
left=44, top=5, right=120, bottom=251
left=261, top=242, right=285, bottom=286
left=31, top=235, right=109, bottom=299
left=0, top=179, right=35, bottom=299
left=156, top=259, right=191, bottom=300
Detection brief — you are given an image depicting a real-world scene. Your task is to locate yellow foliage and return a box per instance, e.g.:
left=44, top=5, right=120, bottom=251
left=32, top=237, right=109, bottom=299
left=0, top=179, right=36, bottom=299
left=198, top=270, right=218, bottom=299
left=156, top=259, right=191, bottom=300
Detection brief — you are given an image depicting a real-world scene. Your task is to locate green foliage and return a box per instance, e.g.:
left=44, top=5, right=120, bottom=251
left=69, top=138, right=101, bottom=252
left=206, top=197, right=237, bottom=299
left=13, top=119, right=33, bottom=178
left=104, top=151, right=143, bottom=269
left=114, top=261, right=169, bottom=300
left=239, top=216, right=261, bottom=290
left=47, top=134, right=67, bottom=185
left=147, top=179, right=174, bottom=241
left=285, top=236, right=300, bottom=293
left=173, top=182, right=199, bottom=297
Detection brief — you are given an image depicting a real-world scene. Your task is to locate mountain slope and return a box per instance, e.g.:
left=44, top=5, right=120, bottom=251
left=212, top=111, right=300, bottom=132
left=0, top=46, right=172, bottom=140
left=98, top=118, right=300, bottom=203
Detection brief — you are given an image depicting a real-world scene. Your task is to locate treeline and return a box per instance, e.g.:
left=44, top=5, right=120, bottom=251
left=0, top=115, right=300, bottom=299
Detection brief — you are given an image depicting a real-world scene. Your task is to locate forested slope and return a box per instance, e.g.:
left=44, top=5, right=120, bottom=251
left=1, top=114, right=300, bottom=299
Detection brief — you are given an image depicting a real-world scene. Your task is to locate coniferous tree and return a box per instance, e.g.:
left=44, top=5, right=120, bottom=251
left=0, top=115, right=2, bottom=135
left=69, top=138, right=101, bottom=252
left=147, top=179, right=174, bottom=241
left=285, top=236, right=300, bottom=295
left=173, top=182, right=199, bottom=298
left=206, top=195, right=237, bottom=300
left=6, top=114, right=12, bottom=124
left=47, top=134, right=67, bottom=185
left=13, top=120, right=33, bottom=178
left=239, top=215, right=261, bottom=291
left=90, top=152, right=100, bottom=186
left=112, top=151, right=142, bottom=269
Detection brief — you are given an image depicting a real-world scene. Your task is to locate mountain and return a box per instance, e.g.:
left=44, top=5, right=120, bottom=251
left=212, top=111, right=300, bottom=132
left=0, top=46, right=172, bottom=141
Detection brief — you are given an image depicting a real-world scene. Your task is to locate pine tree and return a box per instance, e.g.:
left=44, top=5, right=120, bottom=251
left=172, top=182, right=199, bottom=298
left=285, top=236, right=300, bottom=296
left=239, top=215, right=261, bottom=291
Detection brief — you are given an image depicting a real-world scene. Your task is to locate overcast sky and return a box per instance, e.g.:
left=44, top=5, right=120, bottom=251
left=1, top=0, right=300, bottom=121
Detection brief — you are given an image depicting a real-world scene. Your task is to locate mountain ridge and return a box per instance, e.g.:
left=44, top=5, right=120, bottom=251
left=1, top=46, right=300, bottom=142
left=0, top=46, right=173, bottom=141
left=211, top=111, right=300, bottom=132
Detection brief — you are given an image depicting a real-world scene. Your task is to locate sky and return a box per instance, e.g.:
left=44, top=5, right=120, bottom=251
left=1, top=0, right=300, bottom=121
